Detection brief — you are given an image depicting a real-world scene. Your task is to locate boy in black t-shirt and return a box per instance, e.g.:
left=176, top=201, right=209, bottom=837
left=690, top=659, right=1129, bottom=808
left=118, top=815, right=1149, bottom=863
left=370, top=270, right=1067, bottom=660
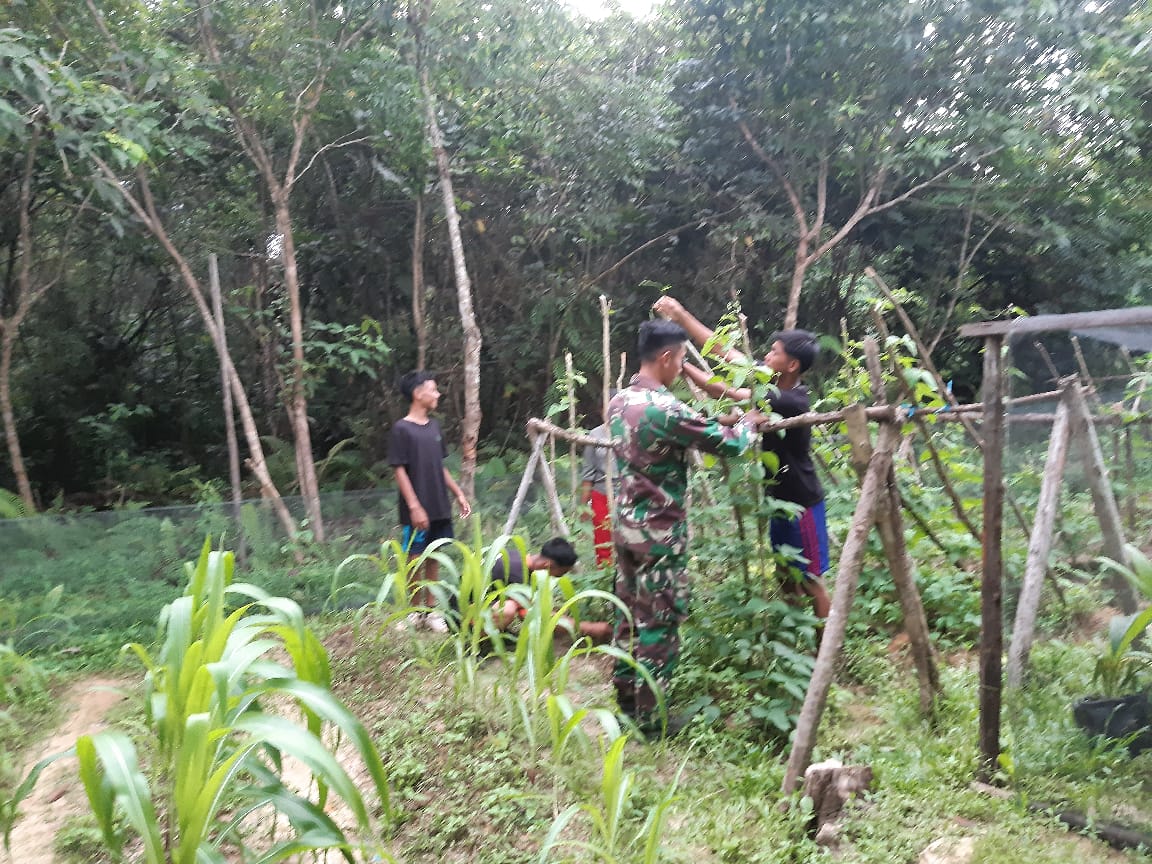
left=652, top=297, right=831, bottom=621
left=389, top=370, right=472, bottom=632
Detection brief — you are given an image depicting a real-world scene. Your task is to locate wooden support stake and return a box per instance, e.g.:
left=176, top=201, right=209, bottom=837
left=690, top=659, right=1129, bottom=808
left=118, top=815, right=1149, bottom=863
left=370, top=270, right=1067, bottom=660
left=854, top=351, right=940, bottom=718
left=1070, top=335, right=1100, bottom=407
left=867, top=267, right=983, bottom=445
left=870, top=274, right=1035, bottom=537
left=1065, top=382, right=1135, bottom=612
left=1006, top=381, right=1074, bottom=688
left=978, top=335, right=1005, bottom=782
left=1124, top=429, right=1136, bottom=533
left=565, top=350, right=578, bottom=510
left=209, top=254, right=245, bottom=563
left=536, top=441, right=569, bottom=536
left=783, top=421, right=900, bottom=793
left=503, top=432, right=546, bottom=536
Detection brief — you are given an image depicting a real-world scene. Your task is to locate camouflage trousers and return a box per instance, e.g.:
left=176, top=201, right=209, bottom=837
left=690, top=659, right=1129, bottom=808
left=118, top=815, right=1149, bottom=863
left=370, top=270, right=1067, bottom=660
left=611, top=544, right=690, bottom=718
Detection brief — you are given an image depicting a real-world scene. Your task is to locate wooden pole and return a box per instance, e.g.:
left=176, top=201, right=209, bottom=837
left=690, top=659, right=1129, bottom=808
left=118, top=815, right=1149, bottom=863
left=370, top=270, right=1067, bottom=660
left=1070, top=335, right=1100, bottom=407
left=1006, top=381, right=1074, bottom=688
left=978, top=335, right=1005, bottom=782
left=1065, top=382, right=1135, bottom=613
left=536, top=444, right=569, bottom=536
left=782, top=421, right=899, bottom=793
left=857, top=346, right=940, bottom=716
left=209, top=254, right=245, bottom=561
left=1124, top=429, right=1136, bottom=533
left=503, top=432, right=546, bottom=536
left=869, top=275, right=1035, bottom=536
left=565, top=350, right=578, bottom=510
left=867, top=267, right=983, bottom=445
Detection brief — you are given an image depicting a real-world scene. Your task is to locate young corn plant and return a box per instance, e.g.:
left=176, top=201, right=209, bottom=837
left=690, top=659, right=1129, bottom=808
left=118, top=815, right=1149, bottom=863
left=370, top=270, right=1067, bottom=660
left=494, top=562, right=646, bottom=748
left=3, top=540, right=394, bottom=864
left=539, top=734, right=683, bottom=864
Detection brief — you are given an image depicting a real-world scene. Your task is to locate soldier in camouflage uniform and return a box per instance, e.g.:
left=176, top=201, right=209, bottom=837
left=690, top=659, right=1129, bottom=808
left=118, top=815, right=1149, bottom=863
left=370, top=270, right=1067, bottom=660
left=609, top=319, right=765, bottom=730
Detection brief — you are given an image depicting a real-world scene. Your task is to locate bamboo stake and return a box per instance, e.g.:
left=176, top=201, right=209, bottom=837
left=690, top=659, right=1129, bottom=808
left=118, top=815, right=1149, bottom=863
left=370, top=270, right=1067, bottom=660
left=528, top=419, right=612, bottom=447
left=866, top=325, right=982, bottom=544
left=209, top=254, right=245, bottom=562
left=1006, top=381, right=1074, bottom=688
left=1124, top=429, right=1136, bottom=533
left=503, top=432, right=546, bottom=536
left=1070, top=335, right=1100, bottom=407
left=783, top=421, right=899, bottom=793
left=1034, top=340, right=1062, bottom=383
left=536, top=443, right=569, bottom=536
left=869, top=284, right=1031, bottom=535
left=565, top=350, right=578, bottom=510
left=867, top=267, right=983, bottom=444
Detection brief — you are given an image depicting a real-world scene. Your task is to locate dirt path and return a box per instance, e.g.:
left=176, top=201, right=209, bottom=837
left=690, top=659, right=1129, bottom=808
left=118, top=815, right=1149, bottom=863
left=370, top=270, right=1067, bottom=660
left=5, top=677, right=128, bottom=864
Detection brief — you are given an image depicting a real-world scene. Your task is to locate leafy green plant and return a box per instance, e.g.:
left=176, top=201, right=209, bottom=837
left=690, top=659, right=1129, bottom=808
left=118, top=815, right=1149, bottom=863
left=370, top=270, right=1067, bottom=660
left=540, top=734, right=683, bottom=864
left=0, top=584, right=72, bottom=652
left=3, top=540, right=394, bottom=863
left=1093, top=546, right=1152, bottom=697
left=0, top=490, right=30, bottom=520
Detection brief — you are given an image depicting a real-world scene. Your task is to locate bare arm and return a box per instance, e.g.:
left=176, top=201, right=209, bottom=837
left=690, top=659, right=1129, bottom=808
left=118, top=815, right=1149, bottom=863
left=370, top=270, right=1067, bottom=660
left=653, top=296, right=750, bottom=363
left=394, top=466, right=429, bottom=530
left=682, top=362, right=753, bottom=403
left=443, top=468, right=472, bottom=518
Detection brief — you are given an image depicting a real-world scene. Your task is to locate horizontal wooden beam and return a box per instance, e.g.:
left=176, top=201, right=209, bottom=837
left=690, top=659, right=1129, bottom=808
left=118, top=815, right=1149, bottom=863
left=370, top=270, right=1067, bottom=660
left=958, top=306, right=1152, bottom=339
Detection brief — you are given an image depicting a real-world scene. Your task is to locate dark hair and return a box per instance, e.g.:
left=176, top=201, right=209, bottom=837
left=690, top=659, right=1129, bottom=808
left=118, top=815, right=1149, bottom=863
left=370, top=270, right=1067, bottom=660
left=637, top=320, right=687, bottom=362
left=399, top=370, right=436, bottom=402
left=772, top=329, right=818, bottom=373
left=540, top=537, right=579, bottom=568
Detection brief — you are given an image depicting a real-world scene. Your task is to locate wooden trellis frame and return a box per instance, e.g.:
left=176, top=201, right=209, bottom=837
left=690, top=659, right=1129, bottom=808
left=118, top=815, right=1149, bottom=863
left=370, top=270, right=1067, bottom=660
left=509, top=375, right=947, bottom=795
left=505, top=301, right=1151, bottom=792
left=958, top=305, right=1152, bottom=781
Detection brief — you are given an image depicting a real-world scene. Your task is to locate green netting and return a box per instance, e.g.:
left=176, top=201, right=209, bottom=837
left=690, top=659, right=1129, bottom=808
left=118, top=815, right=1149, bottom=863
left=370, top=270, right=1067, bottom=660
left=0, top=465, right=607, bottom=647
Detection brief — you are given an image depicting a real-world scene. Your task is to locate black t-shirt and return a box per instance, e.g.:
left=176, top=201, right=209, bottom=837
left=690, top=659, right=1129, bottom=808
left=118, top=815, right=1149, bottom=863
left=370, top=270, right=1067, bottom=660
left=388, top=418, right=451, bottom=524
left=490, top=548, right=527, bottom=586
left=762, top=386, right=824, bottom=508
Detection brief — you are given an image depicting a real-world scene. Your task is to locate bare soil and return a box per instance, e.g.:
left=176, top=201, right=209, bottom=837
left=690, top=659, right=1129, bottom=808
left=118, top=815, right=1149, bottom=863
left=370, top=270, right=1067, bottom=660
left=6, top=677, right=128, bottom=864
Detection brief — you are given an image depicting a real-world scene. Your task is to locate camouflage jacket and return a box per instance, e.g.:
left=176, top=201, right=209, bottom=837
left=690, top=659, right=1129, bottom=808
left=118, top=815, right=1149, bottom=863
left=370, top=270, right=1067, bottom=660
left=608, top=373, right=757, bottom=558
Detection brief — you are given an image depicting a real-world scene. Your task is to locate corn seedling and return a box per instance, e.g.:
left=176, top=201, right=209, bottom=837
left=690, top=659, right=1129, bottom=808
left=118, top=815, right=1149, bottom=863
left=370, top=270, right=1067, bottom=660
left=539, top=733, right=684, bottom=864
left=3, top=539, right=393, bottom=863
left=544, top=693, right=622, bottom=764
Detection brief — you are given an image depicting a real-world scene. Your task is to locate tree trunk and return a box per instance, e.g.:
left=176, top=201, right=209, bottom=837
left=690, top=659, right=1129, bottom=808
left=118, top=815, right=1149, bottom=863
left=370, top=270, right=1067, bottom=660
left=0, top=324, right=34, bottom=509
left=412, top=194, right=428, bottom=371
left=272, top=195, right=325, bottom=542
left=1, top=122, right=43, bottom=512
left=91, top=158, right=298, bottom=541
left=786, top=244, right=810, bottom=330
left=423, top=71, right=482, bottom=498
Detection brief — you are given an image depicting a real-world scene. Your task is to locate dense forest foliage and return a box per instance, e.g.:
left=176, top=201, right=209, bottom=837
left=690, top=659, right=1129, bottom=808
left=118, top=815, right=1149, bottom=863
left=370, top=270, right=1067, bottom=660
left=2, top=0, right=1149, bottom=515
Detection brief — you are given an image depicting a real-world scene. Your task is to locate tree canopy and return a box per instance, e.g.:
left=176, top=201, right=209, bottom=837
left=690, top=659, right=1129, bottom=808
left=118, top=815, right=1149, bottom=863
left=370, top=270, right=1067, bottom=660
left=1, top=0, right=1149, bottom=507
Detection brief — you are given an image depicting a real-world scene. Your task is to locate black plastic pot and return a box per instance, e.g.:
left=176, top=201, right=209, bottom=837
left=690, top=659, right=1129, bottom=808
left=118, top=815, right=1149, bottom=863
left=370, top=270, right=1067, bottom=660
left=1072, top=693, right=1152, bottom=755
